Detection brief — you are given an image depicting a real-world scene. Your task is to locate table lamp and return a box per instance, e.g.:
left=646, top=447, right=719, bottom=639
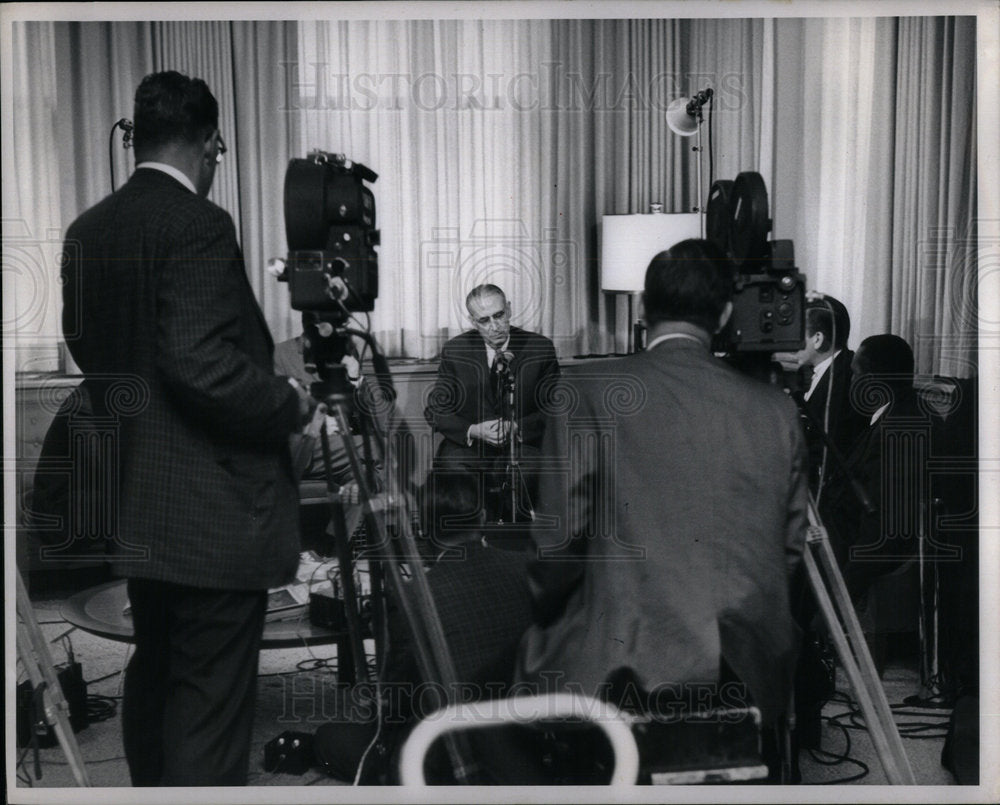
left=600, top=211, right=701, bottom=351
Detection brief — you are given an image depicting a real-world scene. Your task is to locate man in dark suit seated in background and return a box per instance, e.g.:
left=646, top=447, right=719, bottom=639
left=515, top=238, right=809, bottom=782
left=425, top=284, right=559, bottom=520
left=819, top=334, right=944, bottom=603
left=60, top=71, right=313, bottom=786
left=776, top=294, right=868, bottom=497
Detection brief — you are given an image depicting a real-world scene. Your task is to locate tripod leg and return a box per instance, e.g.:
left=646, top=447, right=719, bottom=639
left=320, top=421, right=371, bottom=685
left=804, top=532, right=916, bottom=784
left=16, top=571, right=91, bottom=787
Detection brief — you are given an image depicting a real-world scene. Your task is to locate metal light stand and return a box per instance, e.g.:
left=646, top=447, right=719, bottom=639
left=312, top=333, right=481, bottom=783
left=16, top=569, right=91, bottom=786
left=694, top=123, right=706, bottom=238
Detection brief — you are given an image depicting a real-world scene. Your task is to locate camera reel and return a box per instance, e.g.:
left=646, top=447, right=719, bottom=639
left=707, top=171, right=806, bottom=355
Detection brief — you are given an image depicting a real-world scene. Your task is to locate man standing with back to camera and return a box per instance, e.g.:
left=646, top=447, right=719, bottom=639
left=61, top=71, right=312, bottom=786
left=517, top=239, right=808, bottom=780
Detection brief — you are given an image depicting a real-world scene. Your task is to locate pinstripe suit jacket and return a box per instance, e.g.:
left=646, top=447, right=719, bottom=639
left=518, top=339, right=809, bottom=724
left=62, top=168, right=301, bottom=590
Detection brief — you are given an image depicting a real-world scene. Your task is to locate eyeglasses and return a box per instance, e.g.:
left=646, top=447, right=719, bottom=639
left=215, top=133, right=227, bottom=164
left=473, top=309, right=508, bottom=326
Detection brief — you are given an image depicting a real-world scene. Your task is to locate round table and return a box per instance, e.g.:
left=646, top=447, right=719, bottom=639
left=60, top=579, right=345, bottom=650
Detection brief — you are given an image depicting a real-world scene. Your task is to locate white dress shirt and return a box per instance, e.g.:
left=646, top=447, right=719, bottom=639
left=135, top=161, right=196, bottom=194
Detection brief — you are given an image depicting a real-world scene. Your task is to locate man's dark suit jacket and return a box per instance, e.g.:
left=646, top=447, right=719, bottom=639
left=801, top=349, right=867, bottom=491
left=517, top=339, right=809, bottom=725
left=62, top=168, right=301, bottom=590
left=425, top=326, right=559, bottom=454
left=819, top=389, right=943, bottom=597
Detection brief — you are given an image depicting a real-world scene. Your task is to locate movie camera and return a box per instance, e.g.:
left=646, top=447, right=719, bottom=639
left=706, top=171, right=806, bottom=355
left=271, top=150, right=381, bottom=390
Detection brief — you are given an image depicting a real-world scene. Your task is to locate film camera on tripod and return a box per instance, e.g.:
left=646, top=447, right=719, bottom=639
left=706, top=171, right=806, bottom=371
left=272, top=149, right=381, bottom=403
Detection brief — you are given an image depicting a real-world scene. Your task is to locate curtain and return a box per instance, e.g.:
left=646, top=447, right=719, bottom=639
left=4, top=23, right=78, bottom=372
left=8, top=16, right=978, bottom=375
left=891, top=17, right=977, bottom=378
left=230, top=22, right=300, bottom=343
left=293, top=20, right=556, bottom=357
left=771, top=16, right=977, bottom=378
left=37, top=21, right=297, bottom=366
left=554, top=18, right=767, bottom=354
left=291, top=19, right=767, bottom=358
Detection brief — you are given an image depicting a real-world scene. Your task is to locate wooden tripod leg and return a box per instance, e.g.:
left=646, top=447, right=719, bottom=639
left=803, top=533, right=916, bottom=784
left=16, top=571, right=91, bottom=787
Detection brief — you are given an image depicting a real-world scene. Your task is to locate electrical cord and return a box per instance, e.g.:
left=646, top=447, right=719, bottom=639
left=86, top=693, right=119, bottom=723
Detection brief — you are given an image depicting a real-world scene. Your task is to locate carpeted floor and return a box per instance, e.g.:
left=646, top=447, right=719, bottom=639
left=13, top=582, right=965, bottom=793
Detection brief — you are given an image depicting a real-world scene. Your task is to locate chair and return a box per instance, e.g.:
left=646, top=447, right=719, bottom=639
left=398, top=693, right=640, bottom=786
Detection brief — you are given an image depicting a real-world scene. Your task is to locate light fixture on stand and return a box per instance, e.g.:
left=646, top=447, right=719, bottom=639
left=600, top=209, right=701, bottom=352
left=666, top=87, right=713, bottom=238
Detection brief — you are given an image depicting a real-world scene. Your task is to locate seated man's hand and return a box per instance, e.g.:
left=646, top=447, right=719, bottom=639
left=470, top=418, right=517, bottom=446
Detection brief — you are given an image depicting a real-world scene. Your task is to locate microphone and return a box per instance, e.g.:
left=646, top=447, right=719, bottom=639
left=496, top=350, right=515, bottom=374
left=117, top=118, right=134, bottom=149
left=685, top=88, right=713, bottom=116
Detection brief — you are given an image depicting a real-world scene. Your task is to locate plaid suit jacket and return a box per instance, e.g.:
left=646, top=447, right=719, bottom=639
left=61, top=168, right=301, bottom=589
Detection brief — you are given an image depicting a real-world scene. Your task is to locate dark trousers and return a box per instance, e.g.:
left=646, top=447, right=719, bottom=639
left=122, top=578, right=267, bottom=786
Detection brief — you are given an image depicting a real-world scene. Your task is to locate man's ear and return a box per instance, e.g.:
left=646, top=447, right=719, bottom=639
left=202, top=130, right=216, bottom=162
left=715, top=301, right=733, bottom=333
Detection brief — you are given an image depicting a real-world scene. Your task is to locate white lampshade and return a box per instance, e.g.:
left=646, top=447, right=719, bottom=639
left=600, top=213, right=702, bottom=292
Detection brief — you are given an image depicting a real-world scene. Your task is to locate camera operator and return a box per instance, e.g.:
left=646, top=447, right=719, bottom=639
left=60, top=71, right=313, bottom=786
left=515, top=239, right=809, bottom=781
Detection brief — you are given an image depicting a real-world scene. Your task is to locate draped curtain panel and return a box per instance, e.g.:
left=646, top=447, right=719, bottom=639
left=4, top=22, right=64, bottom=372
left=293, top=19, right=557, bottom=357
left=5, top=15, right=979, bottom=374
left=771, top=16, right=977, bottom=377
left=891, top=16, right=977, bottom=378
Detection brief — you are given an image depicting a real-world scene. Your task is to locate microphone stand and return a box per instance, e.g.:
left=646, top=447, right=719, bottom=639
left=495, top=360, right=533, bottom=525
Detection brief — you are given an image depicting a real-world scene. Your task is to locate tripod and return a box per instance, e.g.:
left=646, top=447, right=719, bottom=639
left=789, top=380, right=916, bottom=783
left=309, top=332, right=482, bottom=783
left=801, top=501, right=916, bottom=783
left=15, top=569, right=91, bottom=786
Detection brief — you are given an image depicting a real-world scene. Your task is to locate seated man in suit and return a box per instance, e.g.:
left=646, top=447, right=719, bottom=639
left=819, top=334, right=944, bottom=601
left=777, top=294, right=867, bottom=496
left=516, top=239, right=809, bottom=781
left=425, top=284, right=559, bottom=520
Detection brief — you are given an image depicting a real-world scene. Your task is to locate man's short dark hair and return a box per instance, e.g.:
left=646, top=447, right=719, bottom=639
left=466, top=284, right=506, bottom=310
left=642, top=239, right=735, bottom=332
left=418, top=470, right=481, bottom=543
left=806, top=295, right=851, bottom=352
left=856, top=334, right=915, bottom=386
left=858, top=333, right=914, bottom=377
left=132, top=71, right=219, bottom=155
